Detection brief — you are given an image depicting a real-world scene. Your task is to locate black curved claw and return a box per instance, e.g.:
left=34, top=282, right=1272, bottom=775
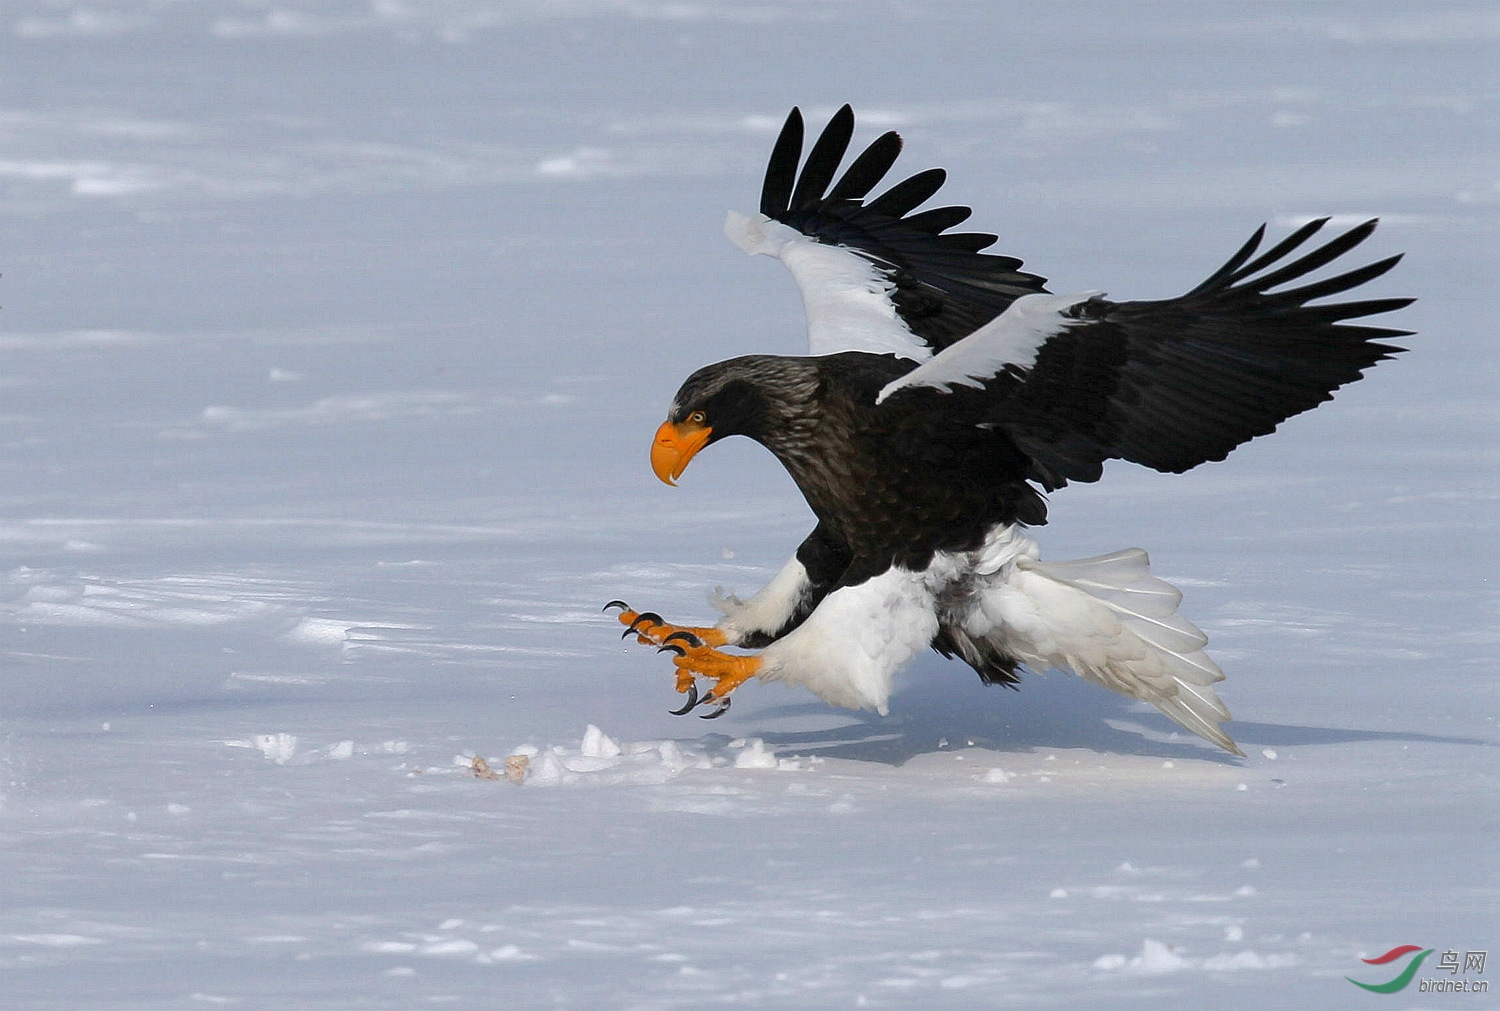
left=661, top=630, right=703, bottom=650
left=622, top=611, right=663, bottom=639
left=667, top=683, right=699, bottom=716
left=699, top=695, right=732, bottom=720
left=656, top=642, right=687, bottom=658
left=602, top=600, right=630, bottom=613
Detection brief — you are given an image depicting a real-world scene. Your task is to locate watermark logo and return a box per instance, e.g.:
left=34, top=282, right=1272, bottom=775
left=1348, top=945, right=1488, bottom=995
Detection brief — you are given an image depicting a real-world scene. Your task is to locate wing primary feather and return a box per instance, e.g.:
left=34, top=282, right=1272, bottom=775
left=1264, top=253, right=1405, bottom=307
left=1183, top=223, right=1265, bottom=297
left=825, top=130, right=903, bottom=203
left=1295, top=296, right=1417, bottom=325
left=1243, top=219, right=1379, bottom=293
left=866, top=167, right=947, bottom=218
left=789, top=103, right=855, bottom=211
left=759, top=107, right=804, bottom=216
left=1220, top=217, right=1328, bottom=286
left=942, top=232, right=1000, bottom=253
left=902, top=205, right=974, bottom=234
left=1248, top=222, right=1386, bottom=294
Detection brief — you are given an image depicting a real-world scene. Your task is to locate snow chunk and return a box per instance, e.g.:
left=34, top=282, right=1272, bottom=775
left=1132, top=938, right=1189, bottom=974
left=286, top=618, right=348, bottom=645
left=580, top=724, right=621, bottom=759
left=254, top=733, right=297, bottom=764
left=732, top=738, right=778, bottom=769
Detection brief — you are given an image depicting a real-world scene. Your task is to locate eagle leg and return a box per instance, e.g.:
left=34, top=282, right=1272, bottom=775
left=606, top=602, right=728, bottom=649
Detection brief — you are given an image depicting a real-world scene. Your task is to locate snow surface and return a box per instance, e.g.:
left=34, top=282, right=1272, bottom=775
left=1, top=1, right=1496, bottom=1008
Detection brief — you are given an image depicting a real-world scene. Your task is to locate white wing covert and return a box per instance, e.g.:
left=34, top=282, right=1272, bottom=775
left=726, top=105, right=1049, bottom=361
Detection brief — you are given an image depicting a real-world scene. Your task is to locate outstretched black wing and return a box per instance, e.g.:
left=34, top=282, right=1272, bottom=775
left=880, top=218, right=1413, bottom=488
left=737, top=105, right=1048, bottom=355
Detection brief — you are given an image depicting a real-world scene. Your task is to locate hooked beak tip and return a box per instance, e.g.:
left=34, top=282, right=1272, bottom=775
left=651, top=419, right=710, bottom=486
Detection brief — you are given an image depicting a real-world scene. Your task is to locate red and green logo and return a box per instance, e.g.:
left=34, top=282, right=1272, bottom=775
left=1347, top=945, right=1434, bottom=993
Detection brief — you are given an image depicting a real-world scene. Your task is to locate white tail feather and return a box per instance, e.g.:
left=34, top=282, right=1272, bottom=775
left=976, top=547, right=1241, bottom=755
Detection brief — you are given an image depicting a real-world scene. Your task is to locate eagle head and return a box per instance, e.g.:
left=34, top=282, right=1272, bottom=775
left=651, top=356, right=817, bottom=486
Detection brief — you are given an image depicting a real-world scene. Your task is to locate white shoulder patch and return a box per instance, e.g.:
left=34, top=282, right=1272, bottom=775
left=874, top=290, right=1101, bottom=404
left=724, top=210, right=931, bottom=361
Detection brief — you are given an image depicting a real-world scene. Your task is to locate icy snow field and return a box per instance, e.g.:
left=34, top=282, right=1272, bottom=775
left=0, top=2, right=1495, bottom=1008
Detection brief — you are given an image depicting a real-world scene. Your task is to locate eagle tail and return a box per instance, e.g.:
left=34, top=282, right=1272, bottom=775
left=977, top=547, right=1242, bottom=755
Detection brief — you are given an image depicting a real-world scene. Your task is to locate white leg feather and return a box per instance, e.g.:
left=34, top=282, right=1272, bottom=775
left=758, top=567, right=939, bottom=715
left=710, top=553, right=809, bottom=645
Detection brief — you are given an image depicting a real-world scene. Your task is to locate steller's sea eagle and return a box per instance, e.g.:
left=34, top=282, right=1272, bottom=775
left=606, top=105, right=1412, bottom=754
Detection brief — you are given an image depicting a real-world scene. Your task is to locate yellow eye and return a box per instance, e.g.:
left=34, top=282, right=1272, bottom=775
left=689, top=411, right=707, bottom=425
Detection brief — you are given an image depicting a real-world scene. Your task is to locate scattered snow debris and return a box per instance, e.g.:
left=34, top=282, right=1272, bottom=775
left=439, top=919, right=463, bottom=930
left=776, top=758, right=802, bottom=771
left=1117, top=862, right=1140, bottom=875
left=489, top=945, right=533, bottom=961
left=732, top=739, right=778, bottom=769
left=1049, top=888, right=1068, bottom=898
left=254, top=733, right=297, bottom=764
left=1235, top=885, right=1257, bottom=897
left=1236, top=783, right=1249, bottom=791
left=503, top=754, right=530, bottom=783
left=470, top=756, right=501, bottom=780
left=509, top=744, right=540, bottom=759
left=982, top=768, right=1014, bottom=784
left=1225, top=925, right=1244, bottom=942
left=381, top=967, right=415, bottom=977
left=285, top=617, right=348, bottom=645
left=1241, top=858, right=1261, bottom=869
left=937, top=738, right=948, bottom=748
left=1162, top=760, right=1175, bottom=768
left=1262, top=748, right=1278, bottom=760
left=1203, top=950, right=1298, bottom=970
left=828, top=795, right=856, bottom=814
left=1095, top=935, right=1294, bottom=975
left=381, top=740, right=409, bottom=754
left=326, top=740, right=354, bottom=760
left=420, top=938, right=478, bottom=956
left=1046, top=754, right=1057, bottom=761
left=166, top=803, right=190, bottom=815
left=10, top=934, right=105, bottom=947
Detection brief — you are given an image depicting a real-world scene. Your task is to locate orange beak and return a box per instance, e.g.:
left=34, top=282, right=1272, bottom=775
left=650, top=419, right=713, bottom=486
